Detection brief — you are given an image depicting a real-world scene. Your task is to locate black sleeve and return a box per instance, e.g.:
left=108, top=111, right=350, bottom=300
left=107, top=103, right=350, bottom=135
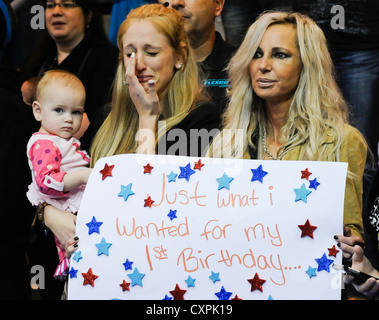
left=158, top=102, right=222, bottom=157
left=80, top=45, right=118, bottom=121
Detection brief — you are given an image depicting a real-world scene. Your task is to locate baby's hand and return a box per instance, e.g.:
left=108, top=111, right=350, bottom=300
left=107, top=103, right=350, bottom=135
left=63, top=168, right=93, bottom=191
left=83, top=168, right=93, bottom=184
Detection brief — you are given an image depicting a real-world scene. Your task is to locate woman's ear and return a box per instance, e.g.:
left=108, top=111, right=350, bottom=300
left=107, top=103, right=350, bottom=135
left=175, top=41, right=187, bottom=70
left=32, top=101, right=42, bottom=122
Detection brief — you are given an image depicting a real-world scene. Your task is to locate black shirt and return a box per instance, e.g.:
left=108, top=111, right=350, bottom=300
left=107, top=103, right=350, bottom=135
left=199, top=32, right=235, bottom=114
left=158, top=101, right=221, bottom=157
left=294, top=0, right=379, bottom=52
left=0, top=66, right=38, bottom=249
left=0, top=66, right=38, bottom=299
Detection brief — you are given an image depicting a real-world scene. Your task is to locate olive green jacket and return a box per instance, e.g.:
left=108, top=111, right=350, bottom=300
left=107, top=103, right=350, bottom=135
left=244, top=124, right=367, bottom=239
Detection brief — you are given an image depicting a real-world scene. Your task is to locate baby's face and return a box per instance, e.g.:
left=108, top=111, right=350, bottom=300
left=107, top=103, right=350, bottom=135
left=36, top=82, right=85, bottom=140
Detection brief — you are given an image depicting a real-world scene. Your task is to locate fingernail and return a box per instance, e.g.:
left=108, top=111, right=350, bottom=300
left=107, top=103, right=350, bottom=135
left=131, top=52, right=135, bottom=58
left=337, top=242, right=341, bottom=247
left=333, top=235, right=338, bottom=240
left=74, top=243, right=78, bottom=248
left=148, top=79, right=155, bottom=85
left=74, top=236, right=79, bottom=241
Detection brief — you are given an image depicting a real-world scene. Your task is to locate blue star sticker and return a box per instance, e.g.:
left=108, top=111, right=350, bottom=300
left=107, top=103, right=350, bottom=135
left=215, top=286, right=232, bottom=300
left=185, top=276, right=196, bottom=288
left=68, top=267, right=78, bottom=279
left=209, top=271, right=221, bottom=283
left=122, top=258, right=133, bottom=271
left=178, top=163, right=196, bottom=182
left=128, top=267, right=145, bottom=287
left=118, top=183, right=135, bottom=202
left=95, top=237, right=112, bottom=256
left=72, top=251, right=82, bottom=263
left=167, top=209, right=178, bottom=221
left=305, top=266, right=317, bottom=278
left=216, top=173, right=234, bottom=190
left=162, top=294, right=173, bottom=300
left=309, top=178, right=321, bottom=190
left=167, top=171, right=178, bottom=182
left=86, top=216, right=103, bottom=235
left=315, top=253, right=333, bottom=272
left=294, top=183, right=312, bottom=202
left=251, top=164, right=268, bottom=183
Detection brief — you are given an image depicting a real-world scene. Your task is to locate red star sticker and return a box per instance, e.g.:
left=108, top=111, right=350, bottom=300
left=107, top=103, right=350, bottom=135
left=100, top=163, right=115, bottom=180
left=144, top=195, right=154, bottom=208
left=298, top=219, right=318, bottom=238
left=231, top=294, right=243, bottom=300
left=82, top=268, right=98, bottom=287
left=327, top=245, right=340, bottom=257
left=247, top=273, right=266, bottom=292
left=169, top=283, right=187, bottom=300
left=120, top=280, right=131, bottom=292
left=143, top=163, right=154, bottom=174
left=301, top=168, right=312, bottom=180
left=194, top=159, right=205, bottom=170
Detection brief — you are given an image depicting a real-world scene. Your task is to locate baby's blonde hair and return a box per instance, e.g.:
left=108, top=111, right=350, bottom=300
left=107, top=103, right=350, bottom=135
left=35, top=70, right=85, bottom=102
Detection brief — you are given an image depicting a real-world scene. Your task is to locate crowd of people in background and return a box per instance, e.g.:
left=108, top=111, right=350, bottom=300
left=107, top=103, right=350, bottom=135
left=0, top=0, right=378, bottom=300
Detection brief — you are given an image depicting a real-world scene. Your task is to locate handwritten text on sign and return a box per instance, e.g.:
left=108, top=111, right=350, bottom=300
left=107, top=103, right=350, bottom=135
left=68, top=155, right=347, bottom=300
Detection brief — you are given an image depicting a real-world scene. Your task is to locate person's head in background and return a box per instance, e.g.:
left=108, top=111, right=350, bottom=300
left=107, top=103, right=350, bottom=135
left=157, top=0, right=225, bottom=61
left=21, top=0, right=107, bottom=108
left=21, top=0, right=108, bottom=76
left=44, top=0, right=107, bottom=50
left=32, top=70, right=86, bottom=140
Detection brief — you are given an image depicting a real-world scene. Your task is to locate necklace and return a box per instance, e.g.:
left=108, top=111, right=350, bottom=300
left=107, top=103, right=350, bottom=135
left=262, top=127, right=284, bottom=160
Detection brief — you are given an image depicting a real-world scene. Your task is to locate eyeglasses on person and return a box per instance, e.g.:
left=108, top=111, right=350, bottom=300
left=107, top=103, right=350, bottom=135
left=46, top=1, right=77, bottom=10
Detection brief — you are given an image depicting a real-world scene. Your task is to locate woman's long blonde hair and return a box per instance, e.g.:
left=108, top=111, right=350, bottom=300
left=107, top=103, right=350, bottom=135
left=90, top=4, right=204, bottom=166
left=208, top=11, right=348, bottom=161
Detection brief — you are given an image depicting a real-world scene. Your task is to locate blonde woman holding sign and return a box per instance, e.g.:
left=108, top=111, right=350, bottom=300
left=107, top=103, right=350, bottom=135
left=207, top=11, right=368, bottom=246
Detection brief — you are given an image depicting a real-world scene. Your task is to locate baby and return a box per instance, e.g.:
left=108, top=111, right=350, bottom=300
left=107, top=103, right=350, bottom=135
left=27, top=70, right=92, bottom=280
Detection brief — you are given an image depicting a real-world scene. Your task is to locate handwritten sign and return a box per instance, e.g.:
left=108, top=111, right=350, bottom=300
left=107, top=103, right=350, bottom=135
left=68, top=154, right=347, bottom=300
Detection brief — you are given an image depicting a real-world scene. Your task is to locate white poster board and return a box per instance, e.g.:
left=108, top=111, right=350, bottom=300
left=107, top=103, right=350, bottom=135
left=68, top=154, right=347, bottom=300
